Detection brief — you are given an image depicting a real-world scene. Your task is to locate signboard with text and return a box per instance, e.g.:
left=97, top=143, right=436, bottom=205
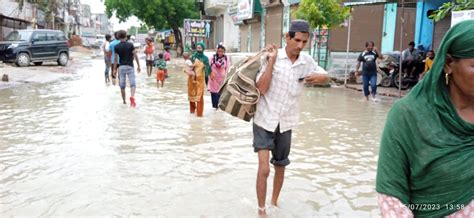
left=451, top=10, right=474, bottom=27
left=228, top=0, right=254, bottom=25
left=184, top=19, right=212, bottom=38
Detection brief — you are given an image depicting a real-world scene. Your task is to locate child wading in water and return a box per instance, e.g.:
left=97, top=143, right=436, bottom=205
left=183, top=52, right=196, bottom=83
left=155, top=53, right=167, bottom=88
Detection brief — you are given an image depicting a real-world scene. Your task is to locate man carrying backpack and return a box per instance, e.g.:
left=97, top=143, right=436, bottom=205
left=253, top=19, right=329, bottom=215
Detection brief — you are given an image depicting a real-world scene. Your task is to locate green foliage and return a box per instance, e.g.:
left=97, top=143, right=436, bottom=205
left=296, top=0, right=351, bottom=29
left=36, top=0, right=61, bottom=24
left=104, top=0, right=199, bottom=31
left=128, top=25, right=149, bottom=34
left=429, top=0, right=474, bottom=22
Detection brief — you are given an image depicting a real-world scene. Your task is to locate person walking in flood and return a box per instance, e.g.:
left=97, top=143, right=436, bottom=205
left=208, top=44, right=229, bottom=109
left=113, top=30, right=141, bottom=107
left=187, top=42, right=210, bottom=117
left=355, top=41, right=382, bottom=101
left=102, top=34, right=112, bottom=84
left=109, top=31, right=120, bottom=86
left=155, top=53, right=166, bottom=88
left=253, top=20, right=329, bottom=215
left=144, top=37, right=155, bottom=77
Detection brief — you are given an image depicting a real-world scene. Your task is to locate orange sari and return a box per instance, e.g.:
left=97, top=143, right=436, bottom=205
left=188, top=59, right=206, bottom=116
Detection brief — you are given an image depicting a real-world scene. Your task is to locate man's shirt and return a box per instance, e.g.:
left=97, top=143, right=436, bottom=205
left=254, top=49, right=326, bottom=133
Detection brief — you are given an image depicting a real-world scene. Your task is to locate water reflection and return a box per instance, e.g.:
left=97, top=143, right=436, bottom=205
left=0, top=58, right=394, bottom=216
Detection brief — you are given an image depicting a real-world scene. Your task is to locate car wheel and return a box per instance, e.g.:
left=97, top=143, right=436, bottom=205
left=16, top=53, right=30, bottom=67
left=58, top=52, right=68, bottom=66
left=34, top=62, right=43, bottom=66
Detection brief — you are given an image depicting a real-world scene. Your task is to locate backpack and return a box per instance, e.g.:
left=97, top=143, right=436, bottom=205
left=218, top=50, right=266, bottom=122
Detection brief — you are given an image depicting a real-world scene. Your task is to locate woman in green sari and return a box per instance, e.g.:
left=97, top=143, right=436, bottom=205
left=376, top=20, right=474, bottom=217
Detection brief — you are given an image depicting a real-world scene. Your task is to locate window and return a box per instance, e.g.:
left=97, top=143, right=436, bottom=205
left=33, top=32, right=47, bottom=42
left=5, top=31, right=33, bottom=41
left=57, top=32, right=67, bottom=40
left=47, top=33, right=57, bottom=41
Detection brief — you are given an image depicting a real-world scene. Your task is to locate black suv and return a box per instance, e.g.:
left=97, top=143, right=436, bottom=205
left=0, top=29, right=69, bottom=67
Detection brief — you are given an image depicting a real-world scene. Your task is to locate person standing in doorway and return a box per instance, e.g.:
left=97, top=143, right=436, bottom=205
left=355, top=41, right=382, bottom=101
left=208, top=44, right=229, bottom=109
left=113, top=30, right=141, bottom=107
left=253, top=20, right=329, bottom=215
left=102, top=34, right=112, bottom=84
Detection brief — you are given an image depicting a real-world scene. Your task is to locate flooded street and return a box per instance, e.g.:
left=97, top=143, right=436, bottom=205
left=0, top=58, right=394, bottom=216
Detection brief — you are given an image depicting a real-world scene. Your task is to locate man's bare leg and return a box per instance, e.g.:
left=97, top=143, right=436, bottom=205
left=120, top=89, right=126, bottom=104
left=271, top=165, right=285, bottom=207
left=257, top=150, right=270, bottom=215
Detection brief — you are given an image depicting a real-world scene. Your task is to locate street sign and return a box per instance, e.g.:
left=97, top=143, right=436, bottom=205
left=451, top=10, right=474, bottom=27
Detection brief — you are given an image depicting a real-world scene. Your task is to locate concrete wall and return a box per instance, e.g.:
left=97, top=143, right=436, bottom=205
left=414, top=0, right=448, bottom=51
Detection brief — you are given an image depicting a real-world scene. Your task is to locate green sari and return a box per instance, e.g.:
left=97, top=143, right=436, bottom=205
left=376, top=20, right=474, bottom=217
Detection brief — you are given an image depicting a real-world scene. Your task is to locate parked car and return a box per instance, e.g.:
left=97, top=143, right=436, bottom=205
left=0, top=29, right=69, bottom=67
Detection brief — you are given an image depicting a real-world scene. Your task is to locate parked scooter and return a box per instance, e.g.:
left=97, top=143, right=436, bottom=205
left=377, top=51, right=423, bottom=90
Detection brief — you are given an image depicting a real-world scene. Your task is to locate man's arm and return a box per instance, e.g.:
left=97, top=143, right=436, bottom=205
left=304, top=62, right=330, bottom=85
left=256, top=44, right=278, bottom=96
left=355, top=61, right=361, bottom=75
left=374, top=46, right=383, bottom=59
left=355, top=53, right=363, bottom=75
left=113, top=52, right=119, bottom=74
left=134, top=49, right=141, bottom=73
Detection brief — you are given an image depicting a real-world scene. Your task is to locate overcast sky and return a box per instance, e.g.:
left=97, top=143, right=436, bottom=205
left=80, top=0, right=141, bottom=31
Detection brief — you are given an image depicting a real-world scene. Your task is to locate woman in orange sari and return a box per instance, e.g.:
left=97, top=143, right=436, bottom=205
left=188, top=42, right=211, bottom=117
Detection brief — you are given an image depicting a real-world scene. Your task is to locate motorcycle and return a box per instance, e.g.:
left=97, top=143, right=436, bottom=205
left=377, top=51, right=422, bottom=90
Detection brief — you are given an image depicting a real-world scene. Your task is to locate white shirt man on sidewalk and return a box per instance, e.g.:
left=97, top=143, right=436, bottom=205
left=253, top=19, right=329, bottom=215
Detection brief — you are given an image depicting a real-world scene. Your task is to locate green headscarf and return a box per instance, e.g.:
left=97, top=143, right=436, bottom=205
left=191, top=42, right=211, bottom=81
left=376, top=20, right=474, bottom=217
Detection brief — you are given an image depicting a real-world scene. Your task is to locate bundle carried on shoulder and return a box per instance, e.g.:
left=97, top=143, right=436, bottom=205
left=218, top=50, right=267, bottom=122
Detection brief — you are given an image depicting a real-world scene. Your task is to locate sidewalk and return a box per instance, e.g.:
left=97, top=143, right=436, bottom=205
left=345, top=83, right=408, bottom=98
left=0, top=46, right=94, bottom=90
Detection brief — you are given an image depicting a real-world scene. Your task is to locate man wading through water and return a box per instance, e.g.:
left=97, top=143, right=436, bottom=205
left=253, top=20, right=329, bottom=215
left=113, top=30, right=141, bottom=107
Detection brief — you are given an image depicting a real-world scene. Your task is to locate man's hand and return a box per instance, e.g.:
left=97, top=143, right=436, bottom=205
left=355, top=70, right=361, bottom=76
left=266, top=44, right=278, bottom=59
left=305, top=73, right=330, bottom=85
left=137, top=66, right=141, bottom=73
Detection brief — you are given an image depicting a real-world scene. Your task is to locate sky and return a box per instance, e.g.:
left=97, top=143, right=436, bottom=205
left=80, top=0, right=141, bottom=31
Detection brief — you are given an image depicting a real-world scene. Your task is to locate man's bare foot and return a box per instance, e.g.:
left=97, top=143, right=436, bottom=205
left=258, top=207, right=266, bottom=216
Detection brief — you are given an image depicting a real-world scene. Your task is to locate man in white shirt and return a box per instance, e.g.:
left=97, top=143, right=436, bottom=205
left=102, top=34, right=112, bottom=84
left=253, top=19, right=329, bottom=215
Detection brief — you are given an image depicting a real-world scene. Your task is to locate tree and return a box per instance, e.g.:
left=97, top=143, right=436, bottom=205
left=296, top=0, right=350, bottom=68
left=430, top=0, right=473, bottom=22
left=296, top=0, right=350, bottom=29
left=128, top=25, right=149, bottom=35
left=36, top=0, right=62, bottom=29
left=104, top=0, right=199, bottom=49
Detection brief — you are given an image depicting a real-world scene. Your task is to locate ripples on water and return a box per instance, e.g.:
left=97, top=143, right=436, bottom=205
left=0, top=59, right=395, bottom=216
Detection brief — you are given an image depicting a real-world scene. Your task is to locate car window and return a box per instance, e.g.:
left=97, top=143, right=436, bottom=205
left=5, top=31, right=33, bottom=41
left=47, top=33, right=57, bottom=41
left=33, top=32, right=47, bottom=42
left=56, top=32, right=67, bottom=40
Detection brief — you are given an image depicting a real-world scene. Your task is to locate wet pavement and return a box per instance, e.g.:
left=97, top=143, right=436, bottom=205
left=0, top=57, right=396, bottom=216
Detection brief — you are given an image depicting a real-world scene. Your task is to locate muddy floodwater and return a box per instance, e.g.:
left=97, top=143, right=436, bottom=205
left=0, top=58, right=395, bottom=216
